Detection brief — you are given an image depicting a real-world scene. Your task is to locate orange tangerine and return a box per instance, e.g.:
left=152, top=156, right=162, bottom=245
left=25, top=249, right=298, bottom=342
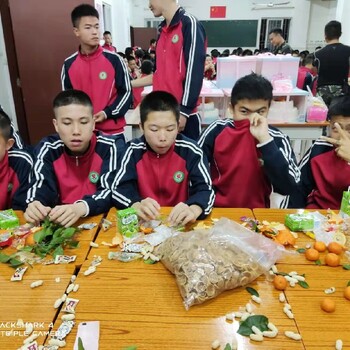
left=344, top=286, right=350, bottom=301
left=320, top=298, right=336, bottom=313
left=325, top=253, right=340, bottom=267
left=327, top=242, right=343, bottom=255
left=313, top=241, right=327, bottom=252
left=273, top=275, right=288, bottom=291
left=305, top=248, right=320, bottom=261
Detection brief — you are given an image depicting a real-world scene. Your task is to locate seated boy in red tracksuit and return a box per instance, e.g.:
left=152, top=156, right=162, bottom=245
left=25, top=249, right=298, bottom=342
left=24, top=90, right=118, bottom=227
left=111, top=91, right=215, bottom=226
left=198, top=73, right=300, bottom=208
left=61, top=4, right=131, bottom=137
left=288, top=95, right=350, bottom=209
left=0, top=110, right=32, bottom=210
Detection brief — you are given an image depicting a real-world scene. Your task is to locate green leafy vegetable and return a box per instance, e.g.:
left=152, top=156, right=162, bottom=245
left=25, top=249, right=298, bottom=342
left=343, top=265, right=350, bottom=271
left=298, top=281, right=309, bottom=289
left=296, top=248, right=306, bottom=254
left=237, top=315, right=269, bottom=336
left=224, top=344, right=232, bottom=350
left=144, top=259, right=156, bottom=265
left=347, top=281, right=350, bottom=287
left=0, top=252, right=12, bottom=263
left=315, top=260, right=322, bottom=266
left=246, top=287, right=259, bottom=297
left=9, top=258, right=23, bottom=268
left=122, top=346, right=137, bottom=350
left=78, top=337, right=85, bottom=350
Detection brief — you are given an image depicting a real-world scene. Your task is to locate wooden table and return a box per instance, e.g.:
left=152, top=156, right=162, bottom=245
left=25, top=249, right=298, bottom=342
left=50, top=208, right=303, bottom=350
left=0, top=212, right=103, bottom=348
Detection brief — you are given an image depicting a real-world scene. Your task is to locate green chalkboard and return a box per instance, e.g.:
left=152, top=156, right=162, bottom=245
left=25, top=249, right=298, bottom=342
left=201, top=20, right=258, bottom=47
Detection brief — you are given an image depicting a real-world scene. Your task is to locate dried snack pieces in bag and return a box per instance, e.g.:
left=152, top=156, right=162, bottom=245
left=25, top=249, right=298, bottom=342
left=156, top=218, right=287, bottom=309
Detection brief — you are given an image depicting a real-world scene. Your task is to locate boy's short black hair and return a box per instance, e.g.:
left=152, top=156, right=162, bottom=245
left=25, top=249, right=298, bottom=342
left=328, top=95, right=350, bottom=118
left=103, top=31, right=111, bottom=36
left=127, top=55, right=136, bottom=63
left=149, top=50, right=156, bottom=55
left=71, top=4, right=99, bottom=28
left=302, top=54, right=314, bottom=66
left=125, top=47, right=134, bottom=57
left=269, top=28, right=283, bottom=36
left=325, top=20, right=341, bottom=40
left=231, top=73, right=273, bottom=107
left=135, top=49, right=144, bottom=59
left=0, top=109, right=12, bottom=141
left=140, top=91, right=180, bottom=126
left=141, top=60, right=154, bottom=75
left=150, top=38, right=156, bottom=45
left=53, top=90, right=93, bottom=118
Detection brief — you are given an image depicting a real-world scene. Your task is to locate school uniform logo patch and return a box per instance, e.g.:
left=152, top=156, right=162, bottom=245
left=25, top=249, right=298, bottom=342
left=173, top=171, right=185, bottom=183
left=99, top=71, right=107, bottom=80
left=172, top=34, right=179, bottom=44
left=89, top=171, right=100, bottom=184
left=7, top=183, right=13, bottom=193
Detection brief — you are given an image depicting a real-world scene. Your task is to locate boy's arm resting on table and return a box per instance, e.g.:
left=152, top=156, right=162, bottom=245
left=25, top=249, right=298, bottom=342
left=185, top=142, right=215, bottom=219
left=180, top=15, right=206, bottom=117
left=258, top=131, right=301, bottom=195
left=103, top=55, right=132, bottom=120
left=110, top=146, right=143, bottom=209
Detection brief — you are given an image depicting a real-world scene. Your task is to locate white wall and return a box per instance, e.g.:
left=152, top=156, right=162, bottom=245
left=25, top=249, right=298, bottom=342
left=0, top=16, right=18, bottom=128
left=307, top=0, right=337, bottom=51
left=336, top=0, right=350, bottom=45
left=129, top=0, right=312, bottom=51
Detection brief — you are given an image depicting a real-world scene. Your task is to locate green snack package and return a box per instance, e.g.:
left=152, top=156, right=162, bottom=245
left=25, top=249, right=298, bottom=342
left=117, top=208, right=139, bottom=238
left=340, top=190, right=350, bottom=218
left=285, top=213, right=314, bottom=231
left=0, top=209, right=20, bottom=229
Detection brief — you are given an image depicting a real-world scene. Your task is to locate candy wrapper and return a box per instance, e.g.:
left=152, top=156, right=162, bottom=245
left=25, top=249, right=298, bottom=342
left=117, top=208, right=139, bottom=238
left=285, top=213, right=314, bottom=231
left=155, top=218, right=288, bottom=309
left=0, top=209, right=19, bottom=229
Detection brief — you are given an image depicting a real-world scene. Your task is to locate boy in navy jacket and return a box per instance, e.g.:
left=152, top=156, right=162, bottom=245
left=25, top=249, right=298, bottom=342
left=25, top=90, right=118, bottom=227
left=289, top=95, right=350, bottom=209
left=0, top=110, right=32, bottom=210
left=61, top=4, right=131, bottom=136
left=198, top=73, right=300, bottom=208
left=111, top=91, right=214, bottom=226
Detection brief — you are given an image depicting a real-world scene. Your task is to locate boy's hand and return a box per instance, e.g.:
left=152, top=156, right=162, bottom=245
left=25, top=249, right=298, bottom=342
left=131, top=198, right=160, bottom=221
left=249, top=113, right=272, bottom=144
left=168, top=203, right=202, bottom=226
left=48, top=202, right=87, bottom=228
left=24, top=201, right=52, bottom=225
left=93, top=111, right=107, bottom=123
left=322, top=122, right=350, bottom=162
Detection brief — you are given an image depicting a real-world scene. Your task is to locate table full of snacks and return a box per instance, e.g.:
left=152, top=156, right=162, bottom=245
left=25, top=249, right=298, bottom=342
left=0, top=207, right=349, bottom=350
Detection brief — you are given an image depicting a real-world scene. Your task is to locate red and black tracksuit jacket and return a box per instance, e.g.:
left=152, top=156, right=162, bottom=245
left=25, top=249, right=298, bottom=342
left=26, top=132, right=118, bottom=216
left=0, top=149, right=33, bottom=210
left=288, top=140, right=350, bottom=209
left=61, top=46, right=132, bottom=134
left=111, top=134, right=215, bottom=218
left=153, top=7, right=206, bottom=117
left=198, top=119, right=300, bottom=208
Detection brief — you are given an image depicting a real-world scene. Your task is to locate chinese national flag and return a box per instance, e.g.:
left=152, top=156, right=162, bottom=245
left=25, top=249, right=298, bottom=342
left=210, top=6, right=226, bottom=18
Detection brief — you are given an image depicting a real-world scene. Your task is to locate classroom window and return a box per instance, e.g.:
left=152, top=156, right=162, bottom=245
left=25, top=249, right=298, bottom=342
left=145, top=18, right=163, bottom=28
left=260, top=18, right=291, bottom=50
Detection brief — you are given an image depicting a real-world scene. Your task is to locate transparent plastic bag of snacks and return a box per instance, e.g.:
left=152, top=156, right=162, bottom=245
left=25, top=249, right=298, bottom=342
left=155, top=218, right=288, bottom=309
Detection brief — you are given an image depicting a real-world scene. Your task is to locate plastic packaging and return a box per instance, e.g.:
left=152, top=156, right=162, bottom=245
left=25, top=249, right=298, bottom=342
left=156, top=218, right=288, bottom=309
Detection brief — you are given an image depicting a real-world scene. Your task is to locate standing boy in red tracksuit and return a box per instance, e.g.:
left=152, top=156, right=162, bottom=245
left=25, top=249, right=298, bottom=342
left=111, top=91, right=214, bottom=226
left=198, top=73, right=300, bottom=209
left=24, top=90, right=118, bottom=227
left=288, top=95, right=350, bottom=209
left=0, top=110, right=32, bottom=210
left=102, top=31, right=117, bottom=53
left=132, top=0, right=206, bottom=141
left=61, top=4, right=131, bottom=139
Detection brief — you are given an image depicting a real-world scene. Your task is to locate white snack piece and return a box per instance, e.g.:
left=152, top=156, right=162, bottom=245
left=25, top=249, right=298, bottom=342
left=48, top=338, right=66, bottom=347
left=30, top=280, right=43, bottom=288
left=25, top=322, right=33, bottom=336
left=70, top=275, right=77, bottom=283
left=279, top=293, right=286, bottom=303
left=73, top=284, right=79, bottom=292
left=335, top=339, right=343, bottom=350
left=249, top=333, right=264, bottom=342
left=23, top=333, right=39, bottom=344
left=285, top=331, right=302, bottom=340
left=246, top=303, right=253, bottom=313
left=90, top=241, right=99, bottom=248
left=211, top=339, right=220, bottom=349
left=54, top=298, right=63, bottom=309
left=66, top=283, right=75, bottom=294
left=225, top=313, right=234, bottom=321
left=84, top=266, right=96, bottom=276
left=61, top=314, right=75, bottom=321
left=55, top=277, right=61, bottom=283
left=251, top=295, right=261, bottom=304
